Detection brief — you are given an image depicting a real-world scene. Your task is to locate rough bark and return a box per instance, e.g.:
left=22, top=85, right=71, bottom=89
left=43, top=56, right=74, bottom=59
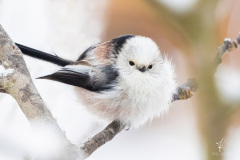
left=0, top=25, right=80, bottom=160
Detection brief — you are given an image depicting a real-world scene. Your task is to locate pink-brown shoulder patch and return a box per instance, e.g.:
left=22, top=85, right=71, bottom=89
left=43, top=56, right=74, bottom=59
left=93, top=41, right=111, bottom=65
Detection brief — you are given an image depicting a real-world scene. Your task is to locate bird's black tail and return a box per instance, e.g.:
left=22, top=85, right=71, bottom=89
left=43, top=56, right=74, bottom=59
left=15, top=43, right=74, bottom=67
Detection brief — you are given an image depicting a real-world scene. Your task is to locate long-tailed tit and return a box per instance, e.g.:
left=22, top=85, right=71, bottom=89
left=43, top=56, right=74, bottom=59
left=17, top=35, right=177, bottom=128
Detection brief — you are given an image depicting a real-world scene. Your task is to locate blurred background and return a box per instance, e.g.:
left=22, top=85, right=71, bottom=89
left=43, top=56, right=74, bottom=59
left=0, top=0, right=240, bottom=160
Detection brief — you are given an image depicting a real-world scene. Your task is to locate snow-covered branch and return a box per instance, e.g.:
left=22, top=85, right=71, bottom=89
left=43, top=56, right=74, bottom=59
left=0, top=25, right=80, bottom=159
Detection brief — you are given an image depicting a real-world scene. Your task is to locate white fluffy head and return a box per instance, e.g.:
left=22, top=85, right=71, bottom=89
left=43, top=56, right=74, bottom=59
left=116, top=36, right=165, bottom=80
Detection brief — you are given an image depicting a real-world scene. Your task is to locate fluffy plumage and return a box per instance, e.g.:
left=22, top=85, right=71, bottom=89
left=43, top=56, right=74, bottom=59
left=41, top=35, right=177, bottom=128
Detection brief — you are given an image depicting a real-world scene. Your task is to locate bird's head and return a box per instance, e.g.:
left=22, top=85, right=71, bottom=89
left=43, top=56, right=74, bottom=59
left=115, top=36, right=165, bottom=80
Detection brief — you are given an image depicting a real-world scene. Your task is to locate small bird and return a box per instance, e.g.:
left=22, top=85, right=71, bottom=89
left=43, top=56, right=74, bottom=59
left=17, top=35, right=177, bottom=128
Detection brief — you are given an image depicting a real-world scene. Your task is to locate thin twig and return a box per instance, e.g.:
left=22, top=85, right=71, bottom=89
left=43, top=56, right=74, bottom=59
left=172, top=78, right=198, bottom=101
left=81, top=120, right=126, bottom=157
left=216, top=34, right=240, bottom=65
left=173, top=34, right=240, bottom=101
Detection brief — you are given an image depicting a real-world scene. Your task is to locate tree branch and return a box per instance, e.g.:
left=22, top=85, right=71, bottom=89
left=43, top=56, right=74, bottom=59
left=216, top=35, right=240, bottom=65
left=172, top=78, right=198, bottom=102
left=0, top=25, right=80, bottom=159
left=81, top=120, right=126, bottom=157
left=172, top=34, right=240, bottom=101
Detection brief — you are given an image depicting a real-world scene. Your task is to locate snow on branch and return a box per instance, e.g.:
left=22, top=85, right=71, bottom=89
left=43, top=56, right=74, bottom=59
left=0, top=65, right=14, bottom=77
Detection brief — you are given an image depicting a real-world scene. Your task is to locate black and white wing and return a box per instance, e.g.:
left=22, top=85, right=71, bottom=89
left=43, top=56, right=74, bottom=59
left=39, top=35, right=135, bottom=92
left=39, top=61, right=119, bottom=92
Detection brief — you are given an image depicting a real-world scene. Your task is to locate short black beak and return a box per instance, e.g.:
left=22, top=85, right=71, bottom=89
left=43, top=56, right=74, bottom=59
left=138, top=66, right=146, bottom=72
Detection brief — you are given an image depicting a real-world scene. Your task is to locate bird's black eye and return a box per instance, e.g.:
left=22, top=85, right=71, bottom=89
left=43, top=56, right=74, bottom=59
left=129, top=61, right=135, bottom=66
left=148, top=65, right=153, bottom=69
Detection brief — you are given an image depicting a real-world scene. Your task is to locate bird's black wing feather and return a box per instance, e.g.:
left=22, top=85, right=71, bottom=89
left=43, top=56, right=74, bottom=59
left=38, top=63, right=119, bottom=92
left=38, top=64, right=95, bottom=90
left=39, top=70, right=93, bottom=90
